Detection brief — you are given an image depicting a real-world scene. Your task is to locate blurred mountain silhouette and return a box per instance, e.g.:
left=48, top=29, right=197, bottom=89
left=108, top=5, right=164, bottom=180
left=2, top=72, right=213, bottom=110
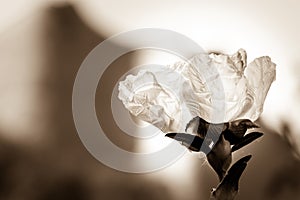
left=0, top=4, right=171, bottom=200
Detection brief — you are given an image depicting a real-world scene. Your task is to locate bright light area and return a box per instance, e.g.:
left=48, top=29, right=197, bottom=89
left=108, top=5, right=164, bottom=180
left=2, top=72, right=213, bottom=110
left=73, top=0, right=300, bottom=134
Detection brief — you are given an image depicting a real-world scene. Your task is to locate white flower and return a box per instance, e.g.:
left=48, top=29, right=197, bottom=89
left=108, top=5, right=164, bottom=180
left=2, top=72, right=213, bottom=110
left=118, top=49, right=276, bottom=132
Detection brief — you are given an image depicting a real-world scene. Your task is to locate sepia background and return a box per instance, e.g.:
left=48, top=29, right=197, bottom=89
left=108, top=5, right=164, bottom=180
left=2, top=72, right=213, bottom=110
left=0, top=0, right=299, bottom=199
